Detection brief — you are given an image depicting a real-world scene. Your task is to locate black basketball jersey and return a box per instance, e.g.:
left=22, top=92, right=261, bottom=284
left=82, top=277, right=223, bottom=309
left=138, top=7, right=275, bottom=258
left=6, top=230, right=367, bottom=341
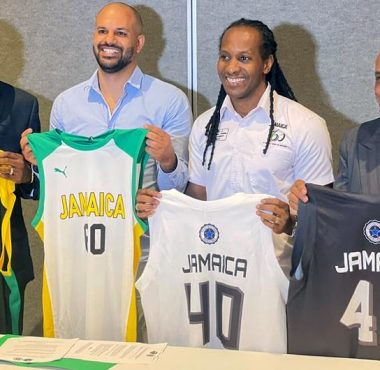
left=287, top=184, right=380, bottom=359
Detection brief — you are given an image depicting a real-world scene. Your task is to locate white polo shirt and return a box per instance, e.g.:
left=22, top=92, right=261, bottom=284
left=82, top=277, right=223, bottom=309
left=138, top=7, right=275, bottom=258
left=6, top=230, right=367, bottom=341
left=189, top=85, right=334, bottom=201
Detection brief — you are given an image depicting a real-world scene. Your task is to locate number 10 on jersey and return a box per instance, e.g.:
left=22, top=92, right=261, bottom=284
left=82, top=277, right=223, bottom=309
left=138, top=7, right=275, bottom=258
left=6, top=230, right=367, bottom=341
left=84, top=223, right=106, bottom=255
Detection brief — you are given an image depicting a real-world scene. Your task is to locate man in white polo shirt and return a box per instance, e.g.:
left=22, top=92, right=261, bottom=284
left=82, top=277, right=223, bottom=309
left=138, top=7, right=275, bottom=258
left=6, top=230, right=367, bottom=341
left=138, top=18, right=333, bottom=243
left=135, top=19, right=333, bottom=348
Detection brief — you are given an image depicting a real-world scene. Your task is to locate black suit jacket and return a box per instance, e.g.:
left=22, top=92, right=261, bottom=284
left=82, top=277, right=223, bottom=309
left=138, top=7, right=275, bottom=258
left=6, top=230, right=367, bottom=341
left=0, top=81, right=40, bottom=286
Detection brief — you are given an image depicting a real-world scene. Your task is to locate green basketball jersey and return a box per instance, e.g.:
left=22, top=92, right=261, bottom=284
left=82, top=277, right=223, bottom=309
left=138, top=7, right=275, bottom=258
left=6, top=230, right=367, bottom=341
left=29, top=129, right=148, bottom=341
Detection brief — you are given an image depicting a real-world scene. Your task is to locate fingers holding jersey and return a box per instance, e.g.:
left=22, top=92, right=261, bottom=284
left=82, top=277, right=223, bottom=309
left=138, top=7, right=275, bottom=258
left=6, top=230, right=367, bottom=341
left=20, top=128, right=37, bottom=165
left=0, top=151, right=12, bottom=176
left=256, top=198, right=292, bottom=234
left=136, top=188, right=162, bottom=219
left=0, top=164, right=12, bottom=176
left=288, top=179, right=308, bottom=213
left=144, top=124, right=177, bottom=173
left=0, top=151, right=32, bottom=183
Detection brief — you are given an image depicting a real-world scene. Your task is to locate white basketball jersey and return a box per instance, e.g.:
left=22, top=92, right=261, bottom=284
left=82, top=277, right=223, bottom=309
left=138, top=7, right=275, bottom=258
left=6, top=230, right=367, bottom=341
left=29, top=129, right=148, bottom=341
left=136, top=190, right=288, bottom=352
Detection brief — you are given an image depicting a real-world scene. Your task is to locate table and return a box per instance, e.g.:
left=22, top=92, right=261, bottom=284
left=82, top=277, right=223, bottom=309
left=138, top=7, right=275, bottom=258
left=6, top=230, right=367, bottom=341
left=112, top=346, right=380, bottom=370
left=0, top=344, right=379, bottom=369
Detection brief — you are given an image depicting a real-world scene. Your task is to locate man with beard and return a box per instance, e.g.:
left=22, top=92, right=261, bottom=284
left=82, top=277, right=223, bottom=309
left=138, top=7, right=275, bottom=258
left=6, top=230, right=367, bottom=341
left=22, top=1, right=191, bottom=191
left=21, top=2, right=191, bottom=341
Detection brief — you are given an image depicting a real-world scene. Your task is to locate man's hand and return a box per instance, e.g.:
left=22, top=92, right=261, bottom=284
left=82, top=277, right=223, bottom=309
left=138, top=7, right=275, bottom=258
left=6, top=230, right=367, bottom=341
left=288, top=179, right=308, bottom=213
left=144, top=124, right=177, bottom=173
left=20, top=128, right=37, bottom=165
left=136, top=188, right=161, bottom=219
left=256, top=198, right=293, bottom=235
left=0, top=151, right=32, bottom=184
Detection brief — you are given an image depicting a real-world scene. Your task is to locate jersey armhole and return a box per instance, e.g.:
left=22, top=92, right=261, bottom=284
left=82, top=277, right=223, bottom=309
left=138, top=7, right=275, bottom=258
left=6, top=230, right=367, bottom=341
left=135, top=216, right=161, bottom=291
left=268, top=232, right=291, bottom=303
left=28, top=131, right=62, bottom=232
left=291, top=193, right=318, bottom=283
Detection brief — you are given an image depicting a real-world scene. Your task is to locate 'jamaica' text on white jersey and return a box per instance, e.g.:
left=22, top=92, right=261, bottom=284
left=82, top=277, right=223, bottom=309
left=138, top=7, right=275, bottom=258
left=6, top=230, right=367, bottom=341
left=29, top=129, right=148, bottom=341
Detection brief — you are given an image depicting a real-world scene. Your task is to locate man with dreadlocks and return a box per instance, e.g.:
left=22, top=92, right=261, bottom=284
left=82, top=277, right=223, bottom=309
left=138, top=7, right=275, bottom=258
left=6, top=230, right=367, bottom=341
left=187, top=19, right=333, bottom=233
left=134, top=19, right=333, bottom=349
left=137, top=19, right=333, bottom=275
left=138, top=18, right=333, bottom=229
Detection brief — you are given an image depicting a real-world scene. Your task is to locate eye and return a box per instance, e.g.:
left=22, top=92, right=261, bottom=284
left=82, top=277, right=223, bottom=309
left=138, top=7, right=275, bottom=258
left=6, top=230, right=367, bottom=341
left=219, top=53, right=230, bottom=62
left=97, top=29, right=107, bottom=35
left=116, top=31, right=127, bottom=37
left=239, top=55, right=250, bottom=62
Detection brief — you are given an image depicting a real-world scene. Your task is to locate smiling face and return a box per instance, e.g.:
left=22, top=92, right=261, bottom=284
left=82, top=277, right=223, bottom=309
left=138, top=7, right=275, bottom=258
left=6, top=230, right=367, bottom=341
left=375, top=53, right=380, bottom=106
left=217, top=26, right=273, bottom=116
left=92, top=4, right=144, bottom=74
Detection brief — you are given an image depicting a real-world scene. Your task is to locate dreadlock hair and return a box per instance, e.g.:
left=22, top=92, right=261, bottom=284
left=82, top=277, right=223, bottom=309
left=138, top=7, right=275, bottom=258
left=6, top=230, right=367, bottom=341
left=202, top=18, right=297, bottom=170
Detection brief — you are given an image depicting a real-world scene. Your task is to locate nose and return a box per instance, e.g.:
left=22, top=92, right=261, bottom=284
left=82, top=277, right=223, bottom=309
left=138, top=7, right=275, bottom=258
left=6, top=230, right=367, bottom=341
left=104, top=32, right=116, bottom=45
left=226, top=57, right=240, bottom=74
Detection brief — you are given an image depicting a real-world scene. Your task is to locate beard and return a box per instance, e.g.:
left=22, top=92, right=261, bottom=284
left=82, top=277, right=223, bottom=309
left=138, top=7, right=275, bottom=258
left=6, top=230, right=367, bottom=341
left=93, top=45, right=134, bottom=73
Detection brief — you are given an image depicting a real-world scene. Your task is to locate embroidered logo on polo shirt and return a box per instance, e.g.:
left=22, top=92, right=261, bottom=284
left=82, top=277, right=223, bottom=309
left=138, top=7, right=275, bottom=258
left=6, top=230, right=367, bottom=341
left=270, top=129, right=285, bottom=142
left=216, top=128, right=229, bottom=141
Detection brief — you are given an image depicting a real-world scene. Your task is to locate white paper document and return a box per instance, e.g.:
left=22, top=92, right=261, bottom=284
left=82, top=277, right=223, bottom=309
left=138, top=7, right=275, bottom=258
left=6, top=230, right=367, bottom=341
left=66, top=340, right=167, bottom=364
left=0, top=337, right=78, bottom=363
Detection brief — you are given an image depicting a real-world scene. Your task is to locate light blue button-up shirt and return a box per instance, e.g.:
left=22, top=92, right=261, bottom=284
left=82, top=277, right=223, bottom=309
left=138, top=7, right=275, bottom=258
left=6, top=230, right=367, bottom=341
left=50, top=66, right=192, bottom=190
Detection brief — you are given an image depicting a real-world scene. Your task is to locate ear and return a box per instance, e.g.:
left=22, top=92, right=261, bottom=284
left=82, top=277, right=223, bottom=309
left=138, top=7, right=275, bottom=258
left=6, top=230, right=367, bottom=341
left=136, top=34, right=145, bottom=54
left=263, top=55, right=274, bottom=75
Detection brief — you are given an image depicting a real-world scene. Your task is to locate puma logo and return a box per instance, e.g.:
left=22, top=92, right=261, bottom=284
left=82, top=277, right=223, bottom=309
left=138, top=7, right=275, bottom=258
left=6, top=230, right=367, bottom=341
left=54, top=166, right=67, bottom=178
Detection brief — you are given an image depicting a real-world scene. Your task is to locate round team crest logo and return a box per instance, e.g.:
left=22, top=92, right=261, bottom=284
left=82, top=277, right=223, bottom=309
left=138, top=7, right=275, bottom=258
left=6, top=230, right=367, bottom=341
left=363, top=220, right=380, bottom=244
left=199, top=224, right=219, bottom=245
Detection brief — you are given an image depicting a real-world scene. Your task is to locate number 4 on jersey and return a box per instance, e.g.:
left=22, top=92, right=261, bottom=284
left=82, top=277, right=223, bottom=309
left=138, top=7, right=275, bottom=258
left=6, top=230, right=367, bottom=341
left=340, top=280, right=377, bottom=345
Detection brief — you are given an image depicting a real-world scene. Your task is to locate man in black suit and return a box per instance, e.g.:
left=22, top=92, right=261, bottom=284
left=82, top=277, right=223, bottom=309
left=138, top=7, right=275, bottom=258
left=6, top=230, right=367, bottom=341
left=0, top=81, right=40, bottom=334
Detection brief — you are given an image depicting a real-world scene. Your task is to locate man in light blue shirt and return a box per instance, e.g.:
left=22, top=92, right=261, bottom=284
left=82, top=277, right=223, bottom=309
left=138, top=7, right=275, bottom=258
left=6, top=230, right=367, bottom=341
left=21, top=2, right=192, bottom=341
left=23, top=2, right=192, bottom=192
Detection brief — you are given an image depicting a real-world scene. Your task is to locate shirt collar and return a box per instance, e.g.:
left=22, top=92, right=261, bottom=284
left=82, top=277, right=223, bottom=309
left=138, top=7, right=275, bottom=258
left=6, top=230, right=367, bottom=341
left=85, top=66, right=144, bottom=95
left=220, top=83, right=272, bottom=121
left=127, top=66, right=143, bottom=90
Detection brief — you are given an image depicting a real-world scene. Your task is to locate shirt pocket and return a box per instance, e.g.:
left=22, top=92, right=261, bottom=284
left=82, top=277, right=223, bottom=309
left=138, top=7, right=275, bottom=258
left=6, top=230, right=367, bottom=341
left=247, top=144, right=293, bottom=198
